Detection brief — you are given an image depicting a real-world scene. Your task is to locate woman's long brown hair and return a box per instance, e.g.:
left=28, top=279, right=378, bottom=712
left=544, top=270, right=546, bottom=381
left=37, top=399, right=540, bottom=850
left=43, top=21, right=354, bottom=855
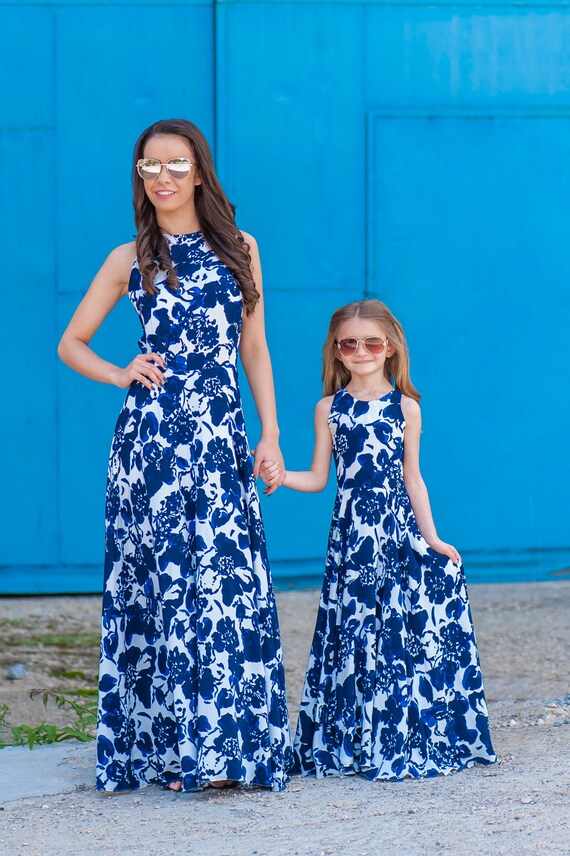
left=322, top=300, right=421, bottom=402
left=132, top=119, right=259, bottom=314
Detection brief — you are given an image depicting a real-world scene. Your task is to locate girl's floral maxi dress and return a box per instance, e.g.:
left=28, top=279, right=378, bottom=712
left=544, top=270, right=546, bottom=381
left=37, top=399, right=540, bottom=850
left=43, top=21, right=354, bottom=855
left=294, top=388, right=496, bottom=780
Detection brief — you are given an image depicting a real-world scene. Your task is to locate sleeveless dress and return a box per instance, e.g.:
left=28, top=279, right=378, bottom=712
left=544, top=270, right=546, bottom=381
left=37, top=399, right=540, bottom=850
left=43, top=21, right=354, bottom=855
left=294, top=387, right=496, bottom=780
left=97, top=231, right=293, bottom=792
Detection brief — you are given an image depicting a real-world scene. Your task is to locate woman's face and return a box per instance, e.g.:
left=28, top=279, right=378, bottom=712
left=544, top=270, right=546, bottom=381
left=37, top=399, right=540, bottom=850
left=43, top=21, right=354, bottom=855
left=140, top=133, right=201, bottom=218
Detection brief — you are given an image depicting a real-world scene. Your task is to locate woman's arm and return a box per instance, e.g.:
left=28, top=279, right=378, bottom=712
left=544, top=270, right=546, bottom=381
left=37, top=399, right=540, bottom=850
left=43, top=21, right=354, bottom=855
left=58, top=242, right=165, bottom=389
left=401, top=396, right=461, bottom=564
left=260, top=397, right=333, bottom=494
left=239, top=232, right=284, bottom=494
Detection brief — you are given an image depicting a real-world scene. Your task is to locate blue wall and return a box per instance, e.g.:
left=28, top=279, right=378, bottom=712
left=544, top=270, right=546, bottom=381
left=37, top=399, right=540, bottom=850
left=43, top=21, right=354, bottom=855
left=1, top=0, right=569, bottom=593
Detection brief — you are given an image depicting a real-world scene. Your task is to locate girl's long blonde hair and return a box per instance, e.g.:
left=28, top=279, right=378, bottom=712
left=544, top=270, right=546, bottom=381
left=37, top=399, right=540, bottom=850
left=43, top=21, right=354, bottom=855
left=322, top=300, right=421, bottom=402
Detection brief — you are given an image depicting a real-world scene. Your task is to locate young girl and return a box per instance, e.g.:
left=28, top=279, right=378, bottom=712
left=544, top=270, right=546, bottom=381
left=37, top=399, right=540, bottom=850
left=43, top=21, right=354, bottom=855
left=262, top=299, right=496, bottom=780
left=58, top=119, right=292, bottom=792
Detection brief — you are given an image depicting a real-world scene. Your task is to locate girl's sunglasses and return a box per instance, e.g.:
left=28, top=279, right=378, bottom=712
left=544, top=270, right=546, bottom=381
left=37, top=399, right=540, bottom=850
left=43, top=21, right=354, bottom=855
left=336, top=336, right=387, bottom=357
left=136, top=157, right=195, bottom=181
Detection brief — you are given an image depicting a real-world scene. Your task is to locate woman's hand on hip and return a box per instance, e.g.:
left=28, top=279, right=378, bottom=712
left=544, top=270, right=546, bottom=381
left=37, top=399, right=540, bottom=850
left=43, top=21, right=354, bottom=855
left=112, top=353, right=165, bottom=390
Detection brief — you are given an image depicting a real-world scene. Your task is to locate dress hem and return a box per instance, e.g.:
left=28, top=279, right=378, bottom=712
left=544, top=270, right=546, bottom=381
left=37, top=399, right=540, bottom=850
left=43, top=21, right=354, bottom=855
left=293, top=754, right=498, bottom=782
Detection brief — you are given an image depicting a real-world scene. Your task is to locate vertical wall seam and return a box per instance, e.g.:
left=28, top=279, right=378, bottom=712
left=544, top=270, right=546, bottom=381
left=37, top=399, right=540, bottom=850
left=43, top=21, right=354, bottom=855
left=363, top=4, right=370, bottom=299
left=52, top=7, right=62, bottom=567
left=213, top=0, right=218, bottom=160
left=213, top=0, right=226, bottom=177
left=360, top=6, right=370, bottom=299
left=364, top=112, right=371, bottom=299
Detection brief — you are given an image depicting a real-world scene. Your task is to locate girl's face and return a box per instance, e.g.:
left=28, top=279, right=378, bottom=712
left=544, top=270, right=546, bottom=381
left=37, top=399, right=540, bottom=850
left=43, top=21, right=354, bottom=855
left=334, top=317, right=394, bottom=380
left=141, top=133, right=201, bottom=218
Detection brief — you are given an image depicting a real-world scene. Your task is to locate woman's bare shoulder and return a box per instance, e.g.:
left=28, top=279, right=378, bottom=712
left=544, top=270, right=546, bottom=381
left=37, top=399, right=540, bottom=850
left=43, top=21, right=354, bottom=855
left=100, top=241, right=137, bottom=294
left=239, top=229, right=257, bottom=249
left=106, top=241, right=137, bottom=269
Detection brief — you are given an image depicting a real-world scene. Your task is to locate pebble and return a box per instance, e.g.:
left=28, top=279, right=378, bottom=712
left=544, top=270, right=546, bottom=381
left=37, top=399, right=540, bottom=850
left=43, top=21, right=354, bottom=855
left=6, top=663, right=27, bottom=680
left=521, top=797, right=533, bottom=805
left=508, top=718, right=517, bottom=727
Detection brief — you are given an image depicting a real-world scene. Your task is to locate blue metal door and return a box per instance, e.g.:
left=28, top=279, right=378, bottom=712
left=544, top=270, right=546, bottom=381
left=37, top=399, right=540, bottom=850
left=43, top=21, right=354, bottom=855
left=366, top=109, right=570, bottom=578
left=0, top=0, right=216, bottom=593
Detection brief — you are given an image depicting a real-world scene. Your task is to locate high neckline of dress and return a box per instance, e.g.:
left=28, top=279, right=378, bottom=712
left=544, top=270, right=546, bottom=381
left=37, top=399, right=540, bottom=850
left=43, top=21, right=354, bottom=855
left=342, top=386, right=396, bottom=404
left=163, top=230, right=203, bottom=241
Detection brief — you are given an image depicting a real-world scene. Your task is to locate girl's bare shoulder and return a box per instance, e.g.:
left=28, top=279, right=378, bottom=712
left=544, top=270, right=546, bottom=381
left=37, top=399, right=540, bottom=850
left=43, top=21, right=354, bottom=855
left=400, top=394, right=421, bottom=422
left=315, top=394, right=335, bottom=418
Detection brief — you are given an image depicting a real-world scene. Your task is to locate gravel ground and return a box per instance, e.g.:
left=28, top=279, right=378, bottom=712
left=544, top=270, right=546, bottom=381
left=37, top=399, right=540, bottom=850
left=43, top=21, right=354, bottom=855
left=0, top=581, right=569, bottom=855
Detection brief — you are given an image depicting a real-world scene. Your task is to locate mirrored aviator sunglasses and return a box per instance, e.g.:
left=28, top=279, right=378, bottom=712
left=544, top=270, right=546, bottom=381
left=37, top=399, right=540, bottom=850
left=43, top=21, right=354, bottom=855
left=336, top=336, right=387, bottom=357
left=136, top=157, right=194, bottom=181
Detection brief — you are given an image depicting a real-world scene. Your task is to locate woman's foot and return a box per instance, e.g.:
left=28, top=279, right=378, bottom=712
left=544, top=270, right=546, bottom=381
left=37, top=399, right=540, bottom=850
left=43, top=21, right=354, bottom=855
left=209, top=779, right=237, bottom=789
left=167, top=780, right=183, bottom=791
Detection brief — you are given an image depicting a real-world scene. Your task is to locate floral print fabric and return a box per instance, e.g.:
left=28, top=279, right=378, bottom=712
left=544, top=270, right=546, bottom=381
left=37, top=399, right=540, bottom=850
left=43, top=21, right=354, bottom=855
left=97, top=232, right=292, bottom=792
left=294, top=388, right=496, bottom=780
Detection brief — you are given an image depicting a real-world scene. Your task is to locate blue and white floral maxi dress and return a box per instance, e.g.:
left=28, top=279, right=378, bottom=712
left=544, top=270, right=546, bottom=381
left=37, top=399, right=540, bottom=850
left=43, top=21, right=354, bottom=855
left=294, top=388, right=496, bottom=780
left=97, top=232, right=293, bottom=792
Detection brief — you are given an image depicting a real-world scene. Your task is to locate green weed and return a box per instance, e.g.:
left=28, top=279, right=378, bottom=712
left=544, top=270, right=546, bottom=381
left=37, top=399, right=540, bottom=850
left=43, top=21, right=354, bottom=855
left=50, top=669, right=88, bottom=680
left=0, top=689, right=97, bottom=749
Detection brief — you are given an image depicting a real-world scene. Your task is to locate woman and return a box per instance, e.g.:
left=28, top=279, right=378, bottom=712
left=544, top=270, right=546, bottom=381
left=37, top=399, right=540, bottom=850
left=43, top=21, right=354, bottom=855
left=58, top=119, right=293, bottom=792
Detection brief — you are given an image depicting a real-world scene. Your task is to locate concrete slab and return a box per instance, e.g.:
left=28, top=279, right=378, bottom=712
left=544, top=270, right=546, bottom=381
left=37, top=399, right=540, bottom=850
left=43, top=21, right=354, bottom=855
left=0, top=742, right=94, bottom=804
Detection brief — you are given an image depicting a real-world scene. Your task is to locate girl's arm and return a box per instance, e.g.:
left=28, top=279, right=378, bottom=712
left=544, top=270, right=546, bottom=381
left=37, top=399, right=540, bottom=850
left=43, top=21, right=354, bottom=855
left=239, top=232, right=284, bottom=495
left=260, top=397, right=333, bottom=494
left=57, top=242, right=165, bottom=389
left=401, top=396, right=462, bottom=564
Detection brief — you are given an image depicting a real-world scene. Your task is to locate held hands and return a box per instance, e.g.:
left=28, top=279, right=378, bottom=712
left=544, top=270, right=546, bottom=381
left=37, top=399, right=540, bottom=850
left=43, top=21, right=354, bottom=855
left=258, top=459, right=284, bottom=494
left=251, top=440, right=285, bottom=496
left=112, top=353, right=165, bottom=390
left=428, top=538, right=462, bottom=566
